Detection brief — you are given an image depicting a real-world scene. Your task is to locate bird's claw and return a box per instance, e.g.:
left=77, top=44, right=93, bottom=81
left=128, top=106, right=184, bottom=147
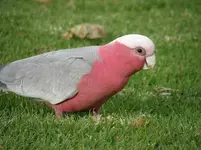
left=91, top=108, right=101, bottom=122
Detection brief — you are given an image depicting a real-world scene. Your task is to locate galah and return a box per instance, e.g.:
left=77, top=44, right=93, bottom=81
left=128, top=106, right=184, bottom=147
left=0, top=34, right=156, bottom=118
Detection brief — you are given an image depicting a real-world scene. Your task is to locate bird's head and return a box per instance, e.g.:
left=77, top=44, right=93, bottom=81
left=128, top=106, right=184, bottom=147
left=110, top=34, right=156, bottom=70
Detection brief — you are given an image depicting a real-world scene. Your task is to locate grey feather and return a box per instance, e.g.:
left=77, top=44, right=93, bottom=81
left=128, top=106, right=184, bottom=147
left=0, top=65, right=4, bottom=71
left=0, top=81, right=7, bottom=89
left=0, top=46, right=100, bottom=104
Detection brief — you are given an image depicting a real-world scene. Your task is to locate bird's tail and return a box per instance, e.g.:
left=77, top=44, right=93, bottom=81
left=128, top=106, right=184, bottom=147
left=0, top=65, right=7, bottom=89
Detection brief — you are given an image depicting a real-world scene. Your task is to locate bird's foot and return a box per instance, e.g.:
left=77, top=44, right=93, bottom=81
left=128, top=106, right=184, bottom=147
left=91, top=108, right=101, bottom=122
left=46, top=102, right=64, bottom=118
left=92, top=114, right=101, bottom=122
left=55, top=111, right=64, bottom=119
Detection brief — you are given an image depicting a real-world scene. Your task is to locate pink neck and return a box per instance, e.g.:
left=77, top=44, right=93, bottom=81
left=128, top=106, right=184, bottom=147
left=98, top=42, right=145, bottom=77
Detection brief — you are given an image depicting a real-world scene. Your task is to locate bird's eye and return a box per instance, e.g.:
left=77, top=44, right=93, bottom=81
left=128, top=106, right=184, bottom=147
left=137, top=49, right=143, bottom=53
left=135, top=47, right=146, bottom=56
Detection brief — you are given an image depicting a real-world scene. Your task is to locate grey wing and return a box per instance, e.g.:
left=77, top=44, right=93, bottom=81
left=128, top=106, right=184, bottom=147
left=0, top=58, right=92, bottom=104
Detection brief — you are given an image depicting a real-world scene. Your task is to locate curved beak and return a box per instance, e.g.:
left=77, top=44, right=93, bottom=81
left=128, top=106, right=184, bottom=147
left=143, top=54, right=156, bottom=70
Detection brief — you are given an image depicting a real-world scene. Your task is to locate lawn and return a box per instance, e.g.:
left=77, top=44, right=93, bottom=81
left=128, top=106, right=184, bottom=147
left=0, top=0, right=201, bottom=149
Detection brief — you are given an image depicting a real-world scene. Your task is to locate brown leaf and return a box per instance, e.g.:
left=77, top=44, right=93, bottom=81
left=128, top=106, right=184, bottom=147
left=0, top=144, right=3, bottom=148
left=116, top=136, right=120, bottom=140
left=131, top=119, right=146, bottom=128
left=61, top=32, right=74, bottom=40
left=61, top=23, right=106, bottom=40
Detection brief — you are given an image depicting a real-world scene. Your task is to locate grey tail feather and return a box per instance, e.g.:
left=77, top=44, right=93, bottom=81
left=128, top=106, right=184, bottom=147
left=0, top=65, right=7, bottom=89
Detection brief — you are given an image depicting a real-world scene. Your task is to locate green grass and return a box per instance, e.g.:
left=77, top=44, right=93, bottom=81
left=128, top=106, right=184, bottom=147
left=0, top=0, right=201, bottom=149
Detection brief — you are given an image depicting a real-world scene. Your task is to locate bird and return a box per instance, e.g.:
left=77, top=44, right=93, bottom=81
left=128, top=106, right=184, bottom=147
left=0, top=34, right=156, bottom=118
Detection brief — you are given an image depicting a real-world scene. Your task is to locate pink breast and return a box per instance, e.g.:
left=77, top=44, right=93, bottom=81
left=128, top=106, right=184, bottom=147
left=57, top=60, right=130, bottom=113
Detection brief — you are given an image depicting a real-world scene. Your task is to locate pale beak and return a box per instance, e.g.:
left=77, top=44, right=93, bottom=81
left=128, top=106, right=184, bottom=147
left=143, top=54, right=156, bottom=70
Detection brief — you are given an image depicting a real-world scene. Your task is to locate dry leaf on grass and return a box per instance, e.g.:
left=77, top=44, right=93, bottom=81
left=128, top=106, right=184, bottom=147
left=131, top=118, right=147, bottom=128
left=61, top=23, right=106, bottom=40
left=116, top=136, right=120, bottom=140
left=0, top=144, right=3, bottom=148
left=61, top=32, right=74, bottom=40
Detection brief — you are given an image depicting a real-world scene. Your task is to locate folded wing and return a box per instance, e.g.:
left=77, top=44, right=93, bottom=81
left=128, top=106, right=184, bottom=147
left=0, top=55, right=92, bottom=104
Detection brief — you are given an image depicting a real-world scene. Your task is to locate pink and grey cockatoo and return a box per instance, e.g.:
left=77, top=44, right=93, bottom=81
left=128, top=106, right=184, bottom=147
left=0, top=34, right=156, bottom=118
